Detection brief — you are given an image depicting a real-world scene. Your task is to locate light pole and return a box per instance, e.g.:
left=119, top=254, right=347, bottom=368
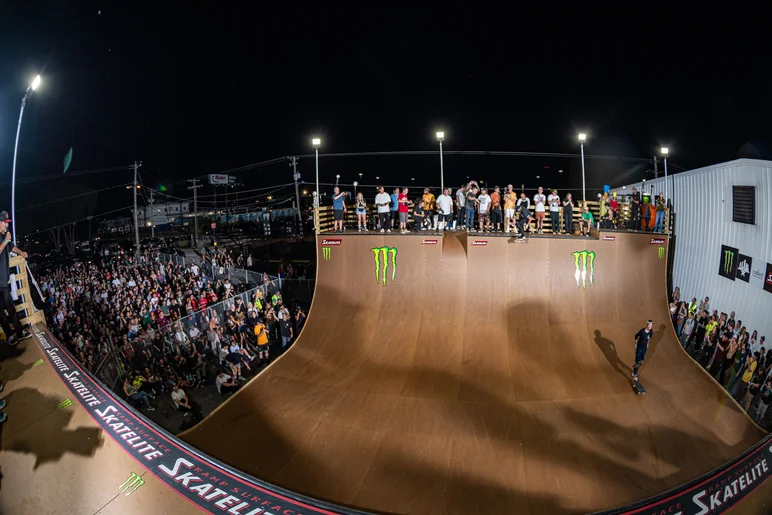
left=11, top=74, right=42, bottom=245
left=436, top=131, right=445, bottom=192
left=312, top=138, right=321, bottom=234
left=661, top=147, right=669, bottom=205
left=578, top=133, right=587, bottom=206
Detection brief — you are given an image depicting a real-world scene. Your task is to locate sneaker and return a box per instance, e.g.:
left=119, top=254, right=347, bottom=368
left=238, top=375, right=246, bottom=381
left=19, top=330, right=32, bottom=341
left=0, top=399, right=6, bottom=410
left=147, top=406, right=156, bottom=411
left=387, top=229, right=391, bottom=233
left=358, top=227, right=362, bottom=232
left=7, top=335, right=18, bottom=346
left=380, top=229, right=385, bottom=233
left=183, top=411, right=190, bottom=417
left=0, top=412, right=6, bottom=424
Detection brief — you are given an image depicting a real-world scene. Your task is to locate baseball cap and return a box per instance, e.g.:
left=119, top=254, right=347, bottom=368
left=0, top=210, right=11, bottom=223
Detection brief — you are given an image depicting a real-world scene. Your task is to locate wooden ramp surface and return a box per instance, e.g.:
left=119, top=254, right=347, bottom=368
left=181, top=232, right=771, bottom=514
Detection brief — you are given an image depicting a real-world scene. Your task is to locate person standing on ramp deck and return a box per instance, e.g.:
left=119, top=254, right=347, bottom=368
left=633, top=320, right=654, bottom=379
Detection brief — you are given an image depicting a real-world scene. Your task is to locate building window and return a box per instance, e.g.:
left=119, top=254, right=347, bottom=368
left=732, top=186, right=755, bottom=225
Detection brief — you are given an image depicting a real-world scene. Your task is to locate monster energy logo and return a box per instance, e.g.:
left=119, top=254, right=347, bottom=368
left=322, top=247, right=331, bottom=261
left=723, top=249, right=735, bottom=274
left=658, top=247, right=665, bottom=260
left=571, top=250, right=596, bottom=290
left=119, top=472, right=145, bottom=496
left=371, top=247, right=398, bottom=286
left=56, top=399, right=72, bottom=410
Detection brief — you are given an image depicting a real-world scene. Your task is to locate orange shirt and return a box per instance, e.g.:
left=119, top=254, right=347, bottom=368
left=254, top=323, right=269, bottom=345
left=489, top=192, right=501, bottom=208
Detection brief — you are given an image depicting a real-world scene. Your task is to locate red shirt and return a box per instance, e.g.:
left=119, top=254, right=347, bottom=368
left=610, top=199, right=619, bottom=210
left=398, top=193, right=409, bottom=213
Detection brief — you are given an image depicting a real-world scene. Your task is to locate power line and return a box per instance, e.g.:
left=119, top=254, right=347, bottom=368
left=18, top=182, right=133, bottom=211
left=0, top=165, right=132, bottom=187
left=28, top=204, right=134, bottom=235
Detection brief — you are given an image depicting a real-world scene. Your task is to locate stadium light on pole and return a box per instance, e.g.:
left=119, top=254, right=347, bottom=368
left=578, top=133, right=587, bottom=206
left=312, top=137, right=321, bottom=233
left=661, top=147, right=669, bottom=204
left=436, top=131, right=445, bottom=192
left=10, top=74, right=42, bottom=244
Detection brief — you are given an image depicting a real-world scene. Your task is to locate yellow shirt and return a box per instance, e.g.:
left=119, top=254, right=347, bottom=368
left=254, top=323, right=269, bottom=345
left=503, top=192, right=517, bottom=210
left=743, top=359, right=757, bottom=383
left=422, top=193, right=436, bottom=211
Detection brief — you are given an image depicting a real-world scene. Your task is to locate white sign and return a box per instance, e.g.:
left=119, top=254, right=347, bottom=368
left=208, top=174, right=229, bottom=185
left=750, top=259, right=766, bottom=289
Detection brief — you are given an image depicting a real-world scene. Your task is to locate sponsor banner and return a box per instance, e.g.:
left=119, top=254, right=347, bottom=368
left=208, top=174, right=229, bottom=185
left=736, top=254, right=752, bottom=283
left=606, top=437, right=772, bottom=515
left=32, top=327, right=346, bottom=515
left=750, top=260, right=766, bottom=290
left=766, top=263, right=772, bottom=294
left=321, top=239, right=342, bottom=246
left=420, top=239, right=438, bottom=245
left=602, top=235, right=616, bottom=241
left=718, top=244, right=739, bottom=281
left=471, top=240, right=488, bottom=246
left=650, top=238, right=666, bottom=245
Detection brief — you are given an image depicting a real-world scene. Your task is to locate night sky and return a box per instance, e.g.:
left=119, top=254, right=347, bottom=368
left=2, top=2, right=771, bottom=235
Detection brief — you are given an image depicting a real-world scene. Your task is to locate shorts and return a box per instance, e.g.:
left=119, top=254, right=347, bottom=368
left=399, top=212, right=409, bottom=223
left=226, top=353, right=243, bottom=365
left=535, top=211, right=546, bottom=220
left=439, top=213, right=452, bottom=222
left=491, top=209, right=503, bottom=224
left=333, top=209, right=345, bottom=221
left=356, top=208, right=366, bottom=215
left=505, top=208, right=515, bottom=218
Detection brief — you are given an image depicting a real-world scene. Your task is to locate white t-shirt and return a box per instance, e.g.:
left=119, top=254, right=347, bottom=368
left=436, top=194, right=453, bottom=215
left=478, top=194, right=491, bottom=214
left=191, top=264, right=199, bottom=276
left=547, top=194, right=560, bottom=212
left=171, top=389, right=186, bottom=407
left=216, top=374, right=232, bottom=393
left=374, top=192, right=391, bottom=213
left=533, top=193, right=546, bottom=212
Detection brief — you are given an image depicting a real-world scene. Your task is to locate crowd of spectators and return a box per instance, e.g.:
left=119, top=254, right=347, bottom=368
left=670, top=287, right=771, bottom=426
left=40, top=250, right=307, bottom=420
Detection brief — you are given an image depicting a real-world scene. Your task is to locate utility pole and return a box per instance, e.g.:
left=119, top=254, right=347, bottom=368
left=149, top=189, right=155, bottom=238
left=132, top=161, right=141, bottom=260
left=290, top=156, right=301, bottom=222
left=187, top=179, right=202, bottom=247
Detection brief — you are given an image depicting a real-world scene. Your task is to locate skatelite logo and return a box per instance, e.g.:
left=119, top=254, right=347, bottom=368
left=471, top=240, right=488, bottom=246
left=321, top=239, right=342, bottom=246
left=572, top=250, right=596, bottom=290
left=421, top=239, right=438, bottom=245
left=650, top=238, right=665, bottom=245
left=371, top=247, right=398, bottom=286
left=602, top=235, right=615, bottom=241
left=723, top=249, right=735, bottom=275
left=119, top=472, right=145, bottom=496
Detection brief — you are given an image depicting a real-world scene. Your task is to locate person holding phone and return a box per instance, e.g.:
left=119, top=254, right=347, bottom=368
left=0, top=211, right=32, bottom=345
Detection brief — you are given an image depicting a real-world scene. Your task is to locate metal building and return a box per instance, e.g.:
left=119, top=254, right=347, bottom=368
left=611, top=158, right=772, bottom=341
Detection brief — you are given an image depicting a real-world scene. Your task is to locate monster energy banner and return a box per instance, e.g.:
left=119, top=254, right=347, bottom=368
left=718, top=245, right=739, bottom=281
left=32, top=327, right=347, bottom=515
left=571, top=250, right=595, bottom=290
left=371, top=247, right=398, bottom=286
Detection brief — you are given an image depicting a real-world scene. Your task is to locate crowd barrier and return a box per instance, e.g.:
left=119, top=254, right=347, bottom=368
left=156, top=252, right=274, bottom=286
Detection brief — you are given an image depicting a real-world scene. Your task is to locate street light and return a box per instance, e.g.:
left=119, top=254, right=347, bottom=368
left=661, top=147, right=669, bottom=204
left=312, top=137, right=321, bottom=233
left=578, top=133, right=587, bottom=206
left=10, top=74, right=42, bottom=244
left=436, top=131, right=445, bottom=192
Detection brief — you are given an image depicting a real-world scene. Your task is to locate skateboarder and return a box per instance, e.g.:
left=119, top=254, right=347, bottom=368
left=633, top=320, right=654, bottom=379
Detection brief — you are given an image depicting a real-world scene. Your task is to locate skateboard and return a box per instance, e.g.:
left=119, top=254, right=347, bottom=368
left=632, top=378, right=646, bottom=395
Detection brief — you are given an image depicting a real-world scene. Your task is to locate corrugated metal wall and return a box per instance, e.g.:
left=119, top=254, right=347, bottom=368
left=611, top=158, right=772, bottom=342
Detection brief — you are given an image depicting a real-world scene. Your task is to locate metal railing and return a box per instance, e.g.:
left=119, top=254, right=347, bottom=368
left=156, top=252, right=277, bottom=285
